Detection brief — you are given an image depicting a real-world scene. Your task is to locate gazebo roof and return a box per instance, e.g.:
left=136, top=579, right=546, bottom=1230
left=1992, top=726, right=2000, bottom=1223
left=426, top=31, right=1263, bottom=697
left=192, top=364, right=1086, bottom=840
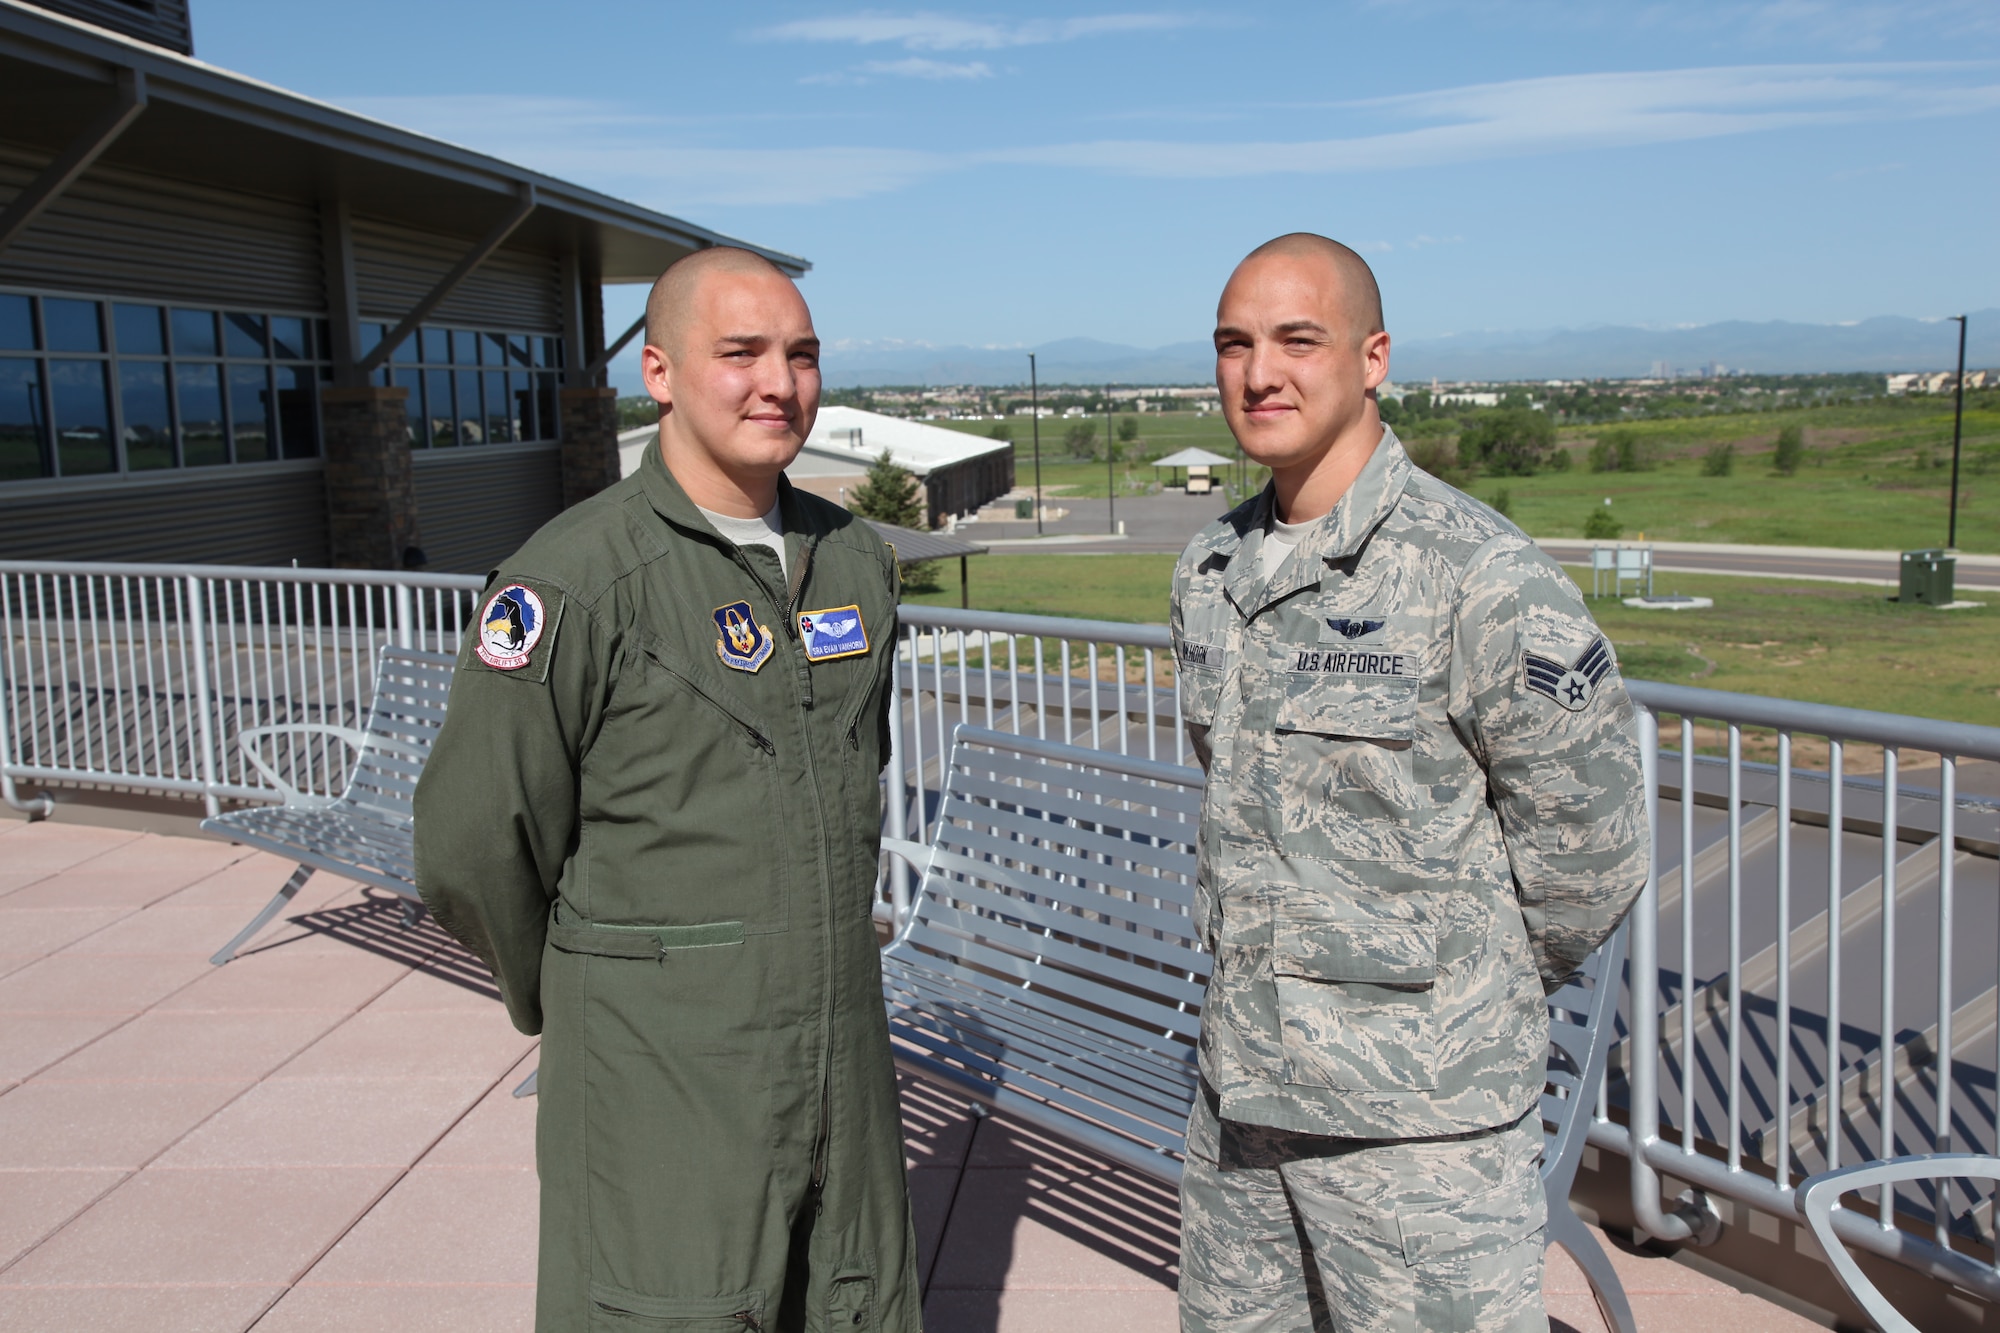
left=1151, top=447, right=1234, bottom=469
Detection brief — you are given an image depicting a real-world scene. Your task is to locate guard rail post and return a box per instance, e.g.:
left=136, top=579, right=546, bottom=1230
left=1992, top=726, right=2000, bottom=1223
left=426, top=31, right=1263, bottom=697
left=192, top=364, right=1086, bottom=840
left=185, top=573, right=221, bottom=819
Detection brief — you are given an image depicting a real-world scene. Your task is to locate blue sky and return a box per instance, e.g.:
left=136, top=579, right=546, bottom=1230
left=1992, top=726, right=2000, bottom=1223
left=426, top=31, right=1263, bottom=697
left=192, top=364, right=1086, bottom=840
left=200, top=2, right=1999, bottom=389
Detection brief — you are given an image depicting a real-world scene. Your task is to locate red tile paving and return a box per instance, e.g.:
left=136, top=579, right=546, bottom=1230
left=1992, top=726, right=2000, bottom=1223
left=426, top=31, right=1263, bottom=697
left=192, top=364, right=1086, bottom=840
left=0, top=821, right=1834, bottom=1331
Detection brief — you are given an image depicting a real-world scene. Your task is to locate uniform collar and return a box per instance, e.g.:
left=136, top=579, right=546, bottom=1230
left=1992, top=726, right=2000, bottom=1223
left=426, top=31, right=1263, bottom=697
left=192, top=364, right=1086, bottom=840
left=1221, top=424, right=1412, bottom=618
left=637, top=435, right=828, bottom=545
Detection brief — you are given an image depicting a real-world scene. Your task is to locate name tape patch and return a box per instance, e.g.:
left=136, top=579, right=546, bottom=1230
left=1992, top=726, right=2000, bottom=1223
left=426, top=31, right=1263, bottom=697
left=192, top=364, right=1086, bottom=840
left=1178, top=641, right=1223, bottom=669
left=476, top=584, right=546, bottom=671
left=1291, top=649, right=1410, bottom=677
left=713, top=599, right=775, bottom=673
left=797, top=604, right=869, bottom=662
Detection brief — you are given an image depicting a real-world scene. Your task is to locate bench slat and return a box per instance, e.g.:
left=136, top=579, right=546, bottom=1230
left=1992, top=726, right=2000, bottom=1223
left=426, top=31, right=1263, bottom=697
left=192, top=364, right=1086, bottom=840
left=926, top=844, right=1204, bottom=945
left=934, top=811, right=1199, bottom=913
left=895, top=928, right=1204, bottom=1043
left=911, top=869, right=1208, bottom=980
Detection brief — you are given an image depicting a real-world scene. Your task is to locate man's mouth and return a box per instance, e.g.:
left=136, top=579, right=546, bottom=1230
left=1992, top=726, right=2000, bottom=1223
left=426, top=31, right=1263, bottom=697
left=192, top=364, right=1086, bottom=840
left=1243, top=402, right=1294, bottom=421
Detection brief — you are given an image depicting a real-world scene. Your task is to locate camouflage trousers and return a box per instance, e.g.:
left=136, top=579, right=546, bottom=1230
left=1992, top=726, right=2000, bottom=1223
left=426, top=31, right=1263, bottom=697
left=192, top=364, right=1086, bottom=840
left=1179, top=1085, right=1546, bottom=1333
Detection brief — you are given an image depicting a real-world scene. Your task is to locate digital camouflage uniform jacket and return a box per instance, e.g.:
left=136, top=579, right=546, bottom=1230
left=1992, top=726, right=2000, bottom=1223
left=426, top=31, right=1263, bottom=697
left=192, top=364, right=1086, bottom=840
left=414, top=445, right=918, bottom=1332
left=1169, top=426, right=1648, bottom=1141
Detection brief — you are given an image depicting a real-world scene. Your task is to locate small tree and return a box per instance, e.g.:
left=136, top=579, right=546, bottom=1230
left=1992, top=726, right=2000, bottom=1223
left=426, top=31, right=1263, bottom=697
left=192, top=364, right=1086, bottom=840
left=1772, top=425, right=1804, bottom=475
left=1548, top=446, right=1573, bottom=473
left=1457, top=407, right=1555, bottom=477
left=1117, top=415, right=1140, bottom=444
left=850, top=449, right=925, bottom=528
left=987, top=420, right=1014, bottom=443
left=1063, top=419, right=1099, bottom=460
left=1587, top=439, right=1619, bottom=473
left=1583, top=503, right=1622, bottom=540
left=1489, top=488, right=1514, bottom=519
left=1701, top=442, right=1735, bottom=477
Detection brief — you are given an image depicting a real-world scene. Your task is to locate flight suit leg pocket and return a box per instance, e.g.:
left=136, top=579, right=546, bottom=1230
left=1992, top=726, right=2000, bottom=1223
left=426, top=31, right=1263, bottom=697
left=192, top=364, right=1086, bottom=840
left=586, top=1282, right=765, bottom=1329
left=828, top=1267, right=876, bottom=1331
left=1271, top=905, right=1439, bottom=1093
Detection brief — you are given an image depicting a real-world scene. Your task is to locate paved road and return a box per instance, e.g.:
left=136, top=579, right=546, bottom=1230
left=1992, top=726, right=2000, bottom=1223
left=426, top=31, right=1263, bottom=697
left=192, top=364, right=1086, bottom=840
left=958, top=495, right=2000, bottom=592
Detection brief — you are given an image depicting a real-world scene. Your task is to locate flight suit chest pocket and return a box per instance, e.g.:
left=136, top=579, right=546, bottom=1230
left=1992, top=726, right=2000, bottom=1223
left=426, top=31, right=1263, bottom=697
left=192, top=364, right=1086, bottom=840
left=1270, top=674, right=1418, bottom=862
left=1272, top=914, right=1439, bottom=1093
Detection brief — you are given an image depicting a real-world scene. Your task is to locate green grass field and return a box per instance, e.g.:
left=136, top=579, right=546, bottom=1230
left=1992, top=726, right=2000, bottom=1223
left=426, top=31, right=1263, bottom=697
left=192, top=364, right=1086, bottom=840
left=932, top=397, right=2000, bottom=550
left=905, top=553, right=2000, bottom=726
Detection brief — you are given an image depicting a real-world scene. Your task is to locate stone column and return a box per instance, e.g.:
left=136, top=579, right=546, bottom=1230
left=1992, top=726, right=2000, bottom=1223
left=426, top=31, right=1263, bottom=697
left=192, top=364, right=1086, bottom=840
left=321, top=385, right=424, bottom=569
left=560, top=386, right=623, bottom=507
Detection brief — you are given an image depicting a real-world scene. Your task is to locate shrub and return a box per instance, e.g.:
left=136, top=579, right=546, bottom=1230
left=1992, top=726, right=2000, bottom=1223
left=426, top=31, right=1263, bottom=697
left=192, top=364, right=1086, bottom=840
left=1591, top=430, right=1656, bottom=472
left=1117, top=415, right=1140, bottom=443
left=1063, top=420, right=1099, bottom=460
left=1772, top=425, right=1804, bottom=475
left=1582, top=504, right=1622, bottom=540
left=1548, top=446, right=1573, bottom=472
left=987, top=420, right=1014, bottom=442
left=1404, top=435, right=1472, bottom=486
left=1700, top=442, right=1735, bottom=477
left=1587, top=439, right=1618, bottom=472
left=1457, top=407, right=1555, bottom=477
left=1489, top=488, right=1514, bottom=519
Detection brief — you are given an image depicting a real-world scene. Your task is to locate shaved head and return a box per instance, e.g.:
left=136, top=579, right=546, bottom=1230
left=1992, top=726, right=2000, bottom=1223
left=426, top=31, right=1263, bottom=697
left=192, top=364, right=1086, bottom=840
left=645, top=246, right=794, bottom=356
left=1235, top=233, right=1383, bottom=343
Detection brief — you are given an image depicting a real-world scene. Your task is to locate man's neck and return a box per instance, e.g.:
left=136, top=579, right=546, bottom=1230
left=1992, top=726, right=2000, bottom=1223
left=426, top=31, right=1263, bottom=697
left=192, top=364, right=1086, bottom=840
left=658, top=431, right=780, bottom=519
left=1270, top=409, right=1383, bottom=525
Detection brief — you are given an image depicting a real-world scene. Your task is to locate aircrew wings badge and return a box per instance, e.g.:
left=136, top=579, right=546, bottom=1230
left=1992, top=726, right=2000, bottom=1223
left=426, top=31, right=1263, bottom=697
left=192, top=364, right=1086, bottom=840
left=1525, top=637, right=1614, bottom=711
left=476, top=584, right=547, bottom=671
left=797, top=604, right=868, bottom=662
left=713, top=599, right=775, bottom=673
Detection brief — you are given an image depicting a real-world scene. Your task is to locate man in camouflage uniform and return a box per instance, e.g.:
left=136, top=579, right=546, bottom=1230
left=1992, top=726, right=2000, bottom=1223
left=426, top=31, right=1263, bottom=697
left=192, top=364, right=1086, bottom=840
left=1171, top=234, right=1647, bottom=1332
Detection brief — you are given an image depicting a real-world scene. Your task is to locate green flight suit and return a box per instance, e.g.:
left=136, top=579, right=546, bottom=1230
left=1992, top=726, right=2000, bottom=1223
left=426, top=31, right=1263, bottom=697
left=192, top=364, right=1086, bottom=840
left=413, top=444, right=919, bottom=1333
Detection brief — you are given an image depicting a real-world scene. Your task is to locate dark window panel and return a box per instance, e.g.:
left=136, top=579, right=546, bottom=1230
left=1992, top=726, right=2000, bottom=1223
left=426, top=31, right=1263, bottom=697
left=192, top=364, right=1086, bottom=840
left=393, top=367, right=425, bottom=448
left=276, top=364, right=320, bottom=459
left=422, top=326, right=450, bottom=364
left=536, top=372, right=560, bottom=441
left=229, top=365, right=274, bottom=462
left=425, top=368, right=454, bottom=447
left=0, top=295, right=33, bottom=351
left=119, top=361, right=173, bottom=470
left=49, top=359, right=114, bottom=475
left=360, top=322, right=385, bottom=359
left=484, top=332, right=508, bottom=369
left=509, top=334, right=531, bottom=367
left=0, top=357, right=48, bottom=479
left=175, top=362, right=225, bottom=465
left=452, top=328, right=478, bottom=366
left=515, top=370, right=537, bottom=440
left=314, top=320, right=329, bottom=361
left=44, top=299, right=103, bottom=353
left=456, top=369, right=482, bottom=444
left=484, top=371, right=514, bottom=443
left=171, top=308, right=218, bottom=357
left=224, top=312, right=267, bottom=359
left=269, top=316, right=309, bottom=361
left=114, top=304, right=165, bottom=356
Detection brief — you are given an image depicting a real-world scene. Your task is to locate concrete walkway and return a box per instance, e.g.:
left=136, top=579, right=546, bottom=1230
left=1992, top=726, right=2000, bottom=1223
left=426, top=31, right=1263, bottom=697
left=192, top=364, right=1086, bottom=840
left=0, top=818, right=1826, bottom=1331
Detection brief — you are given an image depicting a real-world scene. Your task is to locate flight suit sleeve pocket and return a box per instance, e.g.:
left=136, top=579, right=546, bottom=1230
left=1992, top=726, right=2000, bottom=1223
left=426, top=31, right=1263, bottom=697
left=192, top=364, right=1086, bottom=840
left=587, top=1281, right=765, bottom=1328
left=1272, top=913, right=1439, bottom=1093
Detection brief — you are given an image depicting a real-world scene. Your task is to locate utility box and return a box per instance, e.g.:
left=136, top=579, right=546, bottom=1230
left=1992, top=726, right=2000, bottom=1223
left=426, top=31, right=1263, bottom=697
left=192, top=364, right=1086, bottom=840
left=1900, top=549, right=1955, bottom=605
left=1014, top=498, right=1033, bottom=519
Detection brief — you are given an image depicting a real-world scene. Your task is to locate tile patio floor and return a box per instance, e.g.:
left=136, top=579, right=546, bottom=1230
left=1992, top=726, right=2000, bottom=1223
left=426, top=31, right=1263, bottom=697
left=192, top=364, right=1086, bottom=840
left=0, top=818, right=1827, bottom=1331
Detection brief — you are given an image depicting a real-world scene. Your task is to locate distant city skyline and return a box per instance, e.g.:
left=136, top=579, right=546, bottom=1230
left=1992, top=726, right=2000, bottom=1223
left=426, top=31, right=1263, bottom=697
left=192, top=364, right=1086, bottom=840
left=197, top=1, right=2000, bottom=378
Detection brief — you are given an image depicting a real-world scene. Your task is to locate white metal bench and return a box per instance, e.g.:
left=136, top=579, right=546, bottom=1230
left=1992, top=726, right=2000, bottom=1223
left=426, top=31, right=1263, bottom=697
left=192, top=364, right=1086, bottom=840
left=882, top=723, right=1634, bottom=1330
left=202, top=647, right=454, bottom=965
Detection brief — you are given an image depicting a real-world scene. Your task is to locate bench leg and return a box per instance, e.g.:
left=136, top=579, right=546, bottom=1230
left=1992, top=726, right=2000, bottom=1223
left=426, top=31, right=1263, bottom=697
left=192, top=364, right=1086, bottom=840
left=209, top=864, right=316, bottom=966
left=513, top=1068, right=538, bottom=1098
left=1546, top=1205, right=1637, bottom=1333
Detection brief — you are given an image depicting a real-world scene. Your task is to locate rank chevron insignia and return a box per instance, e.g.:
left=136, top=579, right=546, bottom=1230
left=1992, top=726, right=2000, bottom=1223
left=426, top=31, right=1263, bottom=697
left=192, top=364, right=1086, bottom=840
left=1524, top=637, right=1614, bottom=712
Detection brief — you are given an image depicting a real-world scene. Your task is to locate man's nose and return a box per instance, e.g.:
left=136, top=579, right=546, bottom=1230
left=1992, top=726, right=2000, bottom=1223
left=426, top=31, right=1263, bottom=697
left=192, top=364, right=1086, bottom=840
left=755, top=350, right=797, bottom=401
left=1243, top=338, right=1284, bottom=395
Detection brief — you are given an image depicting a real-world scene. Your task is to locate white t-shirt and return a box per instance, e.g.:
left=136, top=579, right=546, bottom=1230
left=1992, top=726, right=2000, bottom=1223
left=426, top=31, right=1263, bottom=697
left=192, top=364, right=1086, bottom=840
left=697, top=502, right=787, bottom=578
left=1260, top=512, right=1318, bottom=580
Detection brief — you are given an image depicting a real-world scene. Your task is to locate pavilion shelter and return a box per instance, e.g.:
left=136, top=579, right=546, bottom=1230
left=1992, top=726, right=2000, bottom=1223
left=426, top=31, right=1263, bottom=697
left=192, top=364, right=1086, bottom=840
left=0, top=0, right=805, bottom=573
left=1151, top=446, right=1233, bottom=495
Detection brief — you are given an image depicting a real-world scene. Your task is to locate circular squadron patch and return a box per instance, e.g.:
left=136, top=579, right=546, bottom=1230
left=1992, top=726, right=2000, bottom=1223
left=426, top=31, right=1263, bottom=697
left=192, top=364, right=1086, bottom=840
left=476, top=584, right=546, bottom=671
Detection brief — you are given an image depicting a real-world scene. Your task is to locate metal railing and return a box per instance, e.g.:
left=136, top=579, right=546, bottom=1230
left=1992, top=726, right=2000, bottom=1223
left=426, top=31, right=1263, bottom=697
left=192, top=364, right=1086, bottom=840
left=6, top=566, right=1999, bottom=1311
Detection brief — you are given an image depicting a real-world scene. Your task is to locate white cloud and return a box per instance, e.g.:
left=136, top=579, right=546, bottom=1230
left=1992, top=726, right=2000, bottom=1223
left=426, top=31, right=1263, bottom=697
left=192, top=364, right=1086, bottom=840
left=803, top=57, right=996, bottom=85
left=985, top=62, right=2000, bottom=177
left=757, top=11, right=1198, bottom=51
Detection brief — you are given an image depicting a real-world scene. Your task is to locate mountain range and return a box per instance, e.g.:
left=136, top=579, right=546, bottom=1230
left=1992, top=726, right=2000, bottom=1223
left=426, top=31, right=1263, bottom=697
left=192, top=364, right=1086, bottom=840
left=813, top=310, right=2000, bottom=388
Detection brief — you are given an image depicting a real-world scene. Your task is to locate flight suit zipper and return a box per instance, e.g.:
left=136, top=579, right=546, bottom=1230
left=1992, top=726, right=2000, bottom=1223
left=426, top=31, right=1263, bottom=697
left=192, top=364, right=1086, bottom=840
left=785, top=532, right=839, bottom=1208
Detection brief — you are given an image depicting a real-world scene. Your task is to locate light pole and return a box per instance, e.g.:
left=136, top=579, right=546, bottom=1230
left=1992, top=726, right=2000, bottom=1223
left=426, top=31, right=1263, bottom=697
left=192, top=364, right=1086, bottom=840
left=1029, top=354, right=1042, bottom=536
left=1105, top=386, right=1116, bottom=535
left=1948, top=314, right=1968, bottom=548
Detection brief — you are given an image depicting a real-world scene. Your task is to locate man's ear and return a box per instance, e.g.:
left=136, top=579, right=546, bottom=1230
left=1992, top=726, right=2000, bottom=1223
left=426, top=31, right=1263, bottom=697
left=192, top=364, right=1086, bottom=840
left=640, top=343, right=675, bottom=410
left=1361, top=330, right=1392, bottom=391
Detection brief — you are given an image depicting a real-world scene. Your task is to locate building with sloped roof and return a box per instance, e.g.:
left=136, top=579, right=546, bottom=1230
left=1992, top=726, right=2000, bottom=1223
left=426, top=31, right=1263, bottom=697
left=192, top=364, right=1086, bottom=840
left=0, top=0, right=804, bottom=572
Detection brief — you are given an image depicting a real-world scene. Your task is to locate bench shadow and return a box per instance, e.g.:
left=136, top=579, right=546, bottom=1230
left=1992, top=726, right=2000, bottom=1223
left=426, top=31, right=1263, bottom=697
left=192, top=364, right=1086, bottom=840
left=243, top=885, right=501, bottom=1001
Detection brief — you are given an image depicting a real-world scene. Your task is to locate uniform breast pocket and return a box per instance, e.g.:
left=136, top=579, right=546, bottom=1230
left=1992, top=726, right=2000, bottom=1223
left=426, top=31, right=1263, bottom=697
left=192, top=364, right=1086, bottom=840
left=1272, top=910, right=1439, bottom=1093
left=1270, top=675, right=1418, bottom=863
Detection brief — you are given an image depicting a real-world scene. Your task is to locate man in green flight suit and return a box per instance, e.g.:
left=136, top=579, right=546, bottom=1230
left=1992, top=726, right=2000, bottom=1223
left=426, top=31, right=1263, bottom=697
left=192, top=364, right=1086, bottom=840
left=1172, top=235, right=1648, bottom=1331
left=415, top=247, right=919, bottom=1332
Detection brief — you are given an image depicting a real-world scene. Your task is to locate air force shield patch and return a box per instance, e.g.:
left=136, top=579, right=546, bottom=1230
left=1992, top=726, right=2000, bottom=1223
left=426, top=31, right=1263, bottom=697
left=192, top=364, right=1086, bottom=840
left=797, top=604, right=868, bottom=662
left=713, top=599, right=775, bottom=673
left=1525, top=637, right=1615, bottom=711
